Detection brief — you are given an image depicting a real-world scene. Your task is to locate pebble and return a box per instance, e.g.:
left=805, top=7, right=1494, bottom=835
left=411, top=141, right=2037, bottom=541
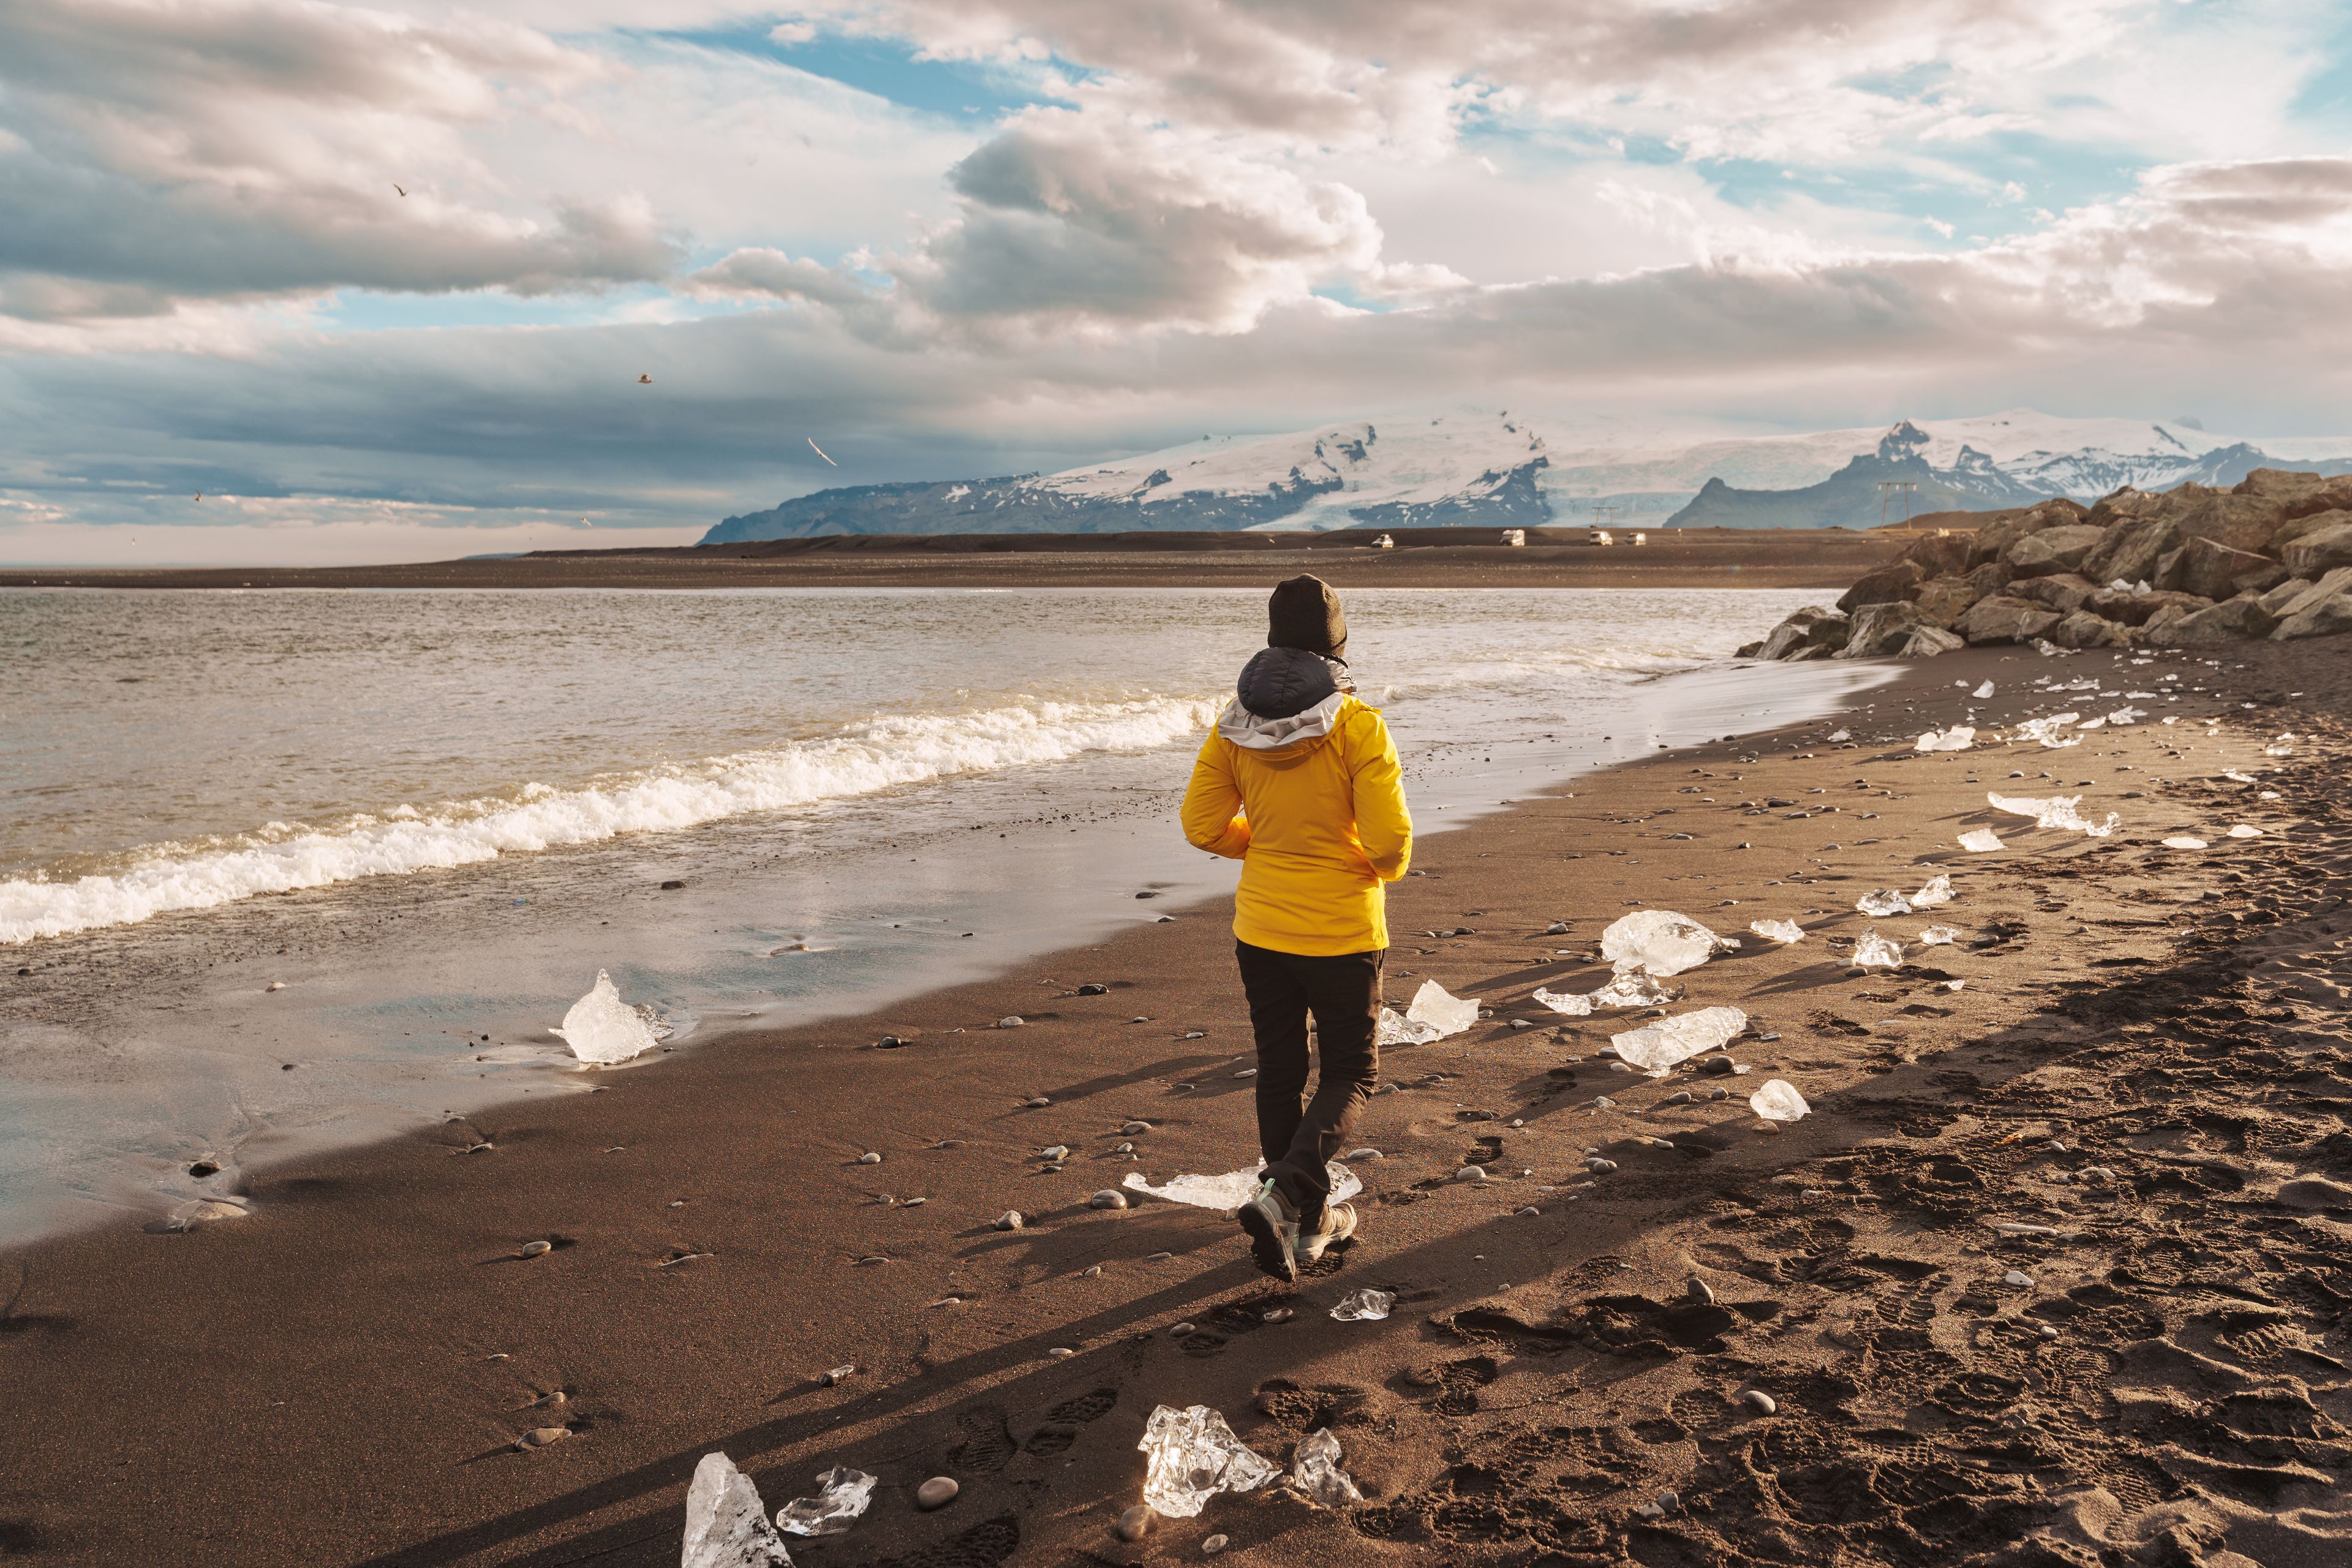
left=1586, top=1158, right=1618, bottom=1174
left=1263, top=1307, right=1292, bottom=1324
left=2003, top=1270, right=2036, bottom=1287
left=1702, top=1057, right=1740, bottom=1076
left=1023, top=1096, right=1050, bottom=1107
left=1081, top=1264, right=1102, bottom=1277
left=1170, top=1321, right=1196, bottom=1336
left=1234, top=1068, right=1257, bottom=1079
left=1203, top=1535, right=1229, bottom=1555
left=1117, top=1504, right=1155, bottom=1541
left=904, top=1197, right=927, bottom=1207
left=1546, top=921, right=1570, bottom=935
left=187, top=1159, right=221, bottom=1178
left=515, top=1427, right=570, bottom=1450
left=265, top=981, right=285, bottom=992
left=1706, top=1087, right=1731, bottom=1101
left=1114, top=1142, right=1134, bottom=1154
left=1090, top=1189, right=1128, bottom=1210
left=917, top=1476, right=960, bottom=1510
left=1041, top=1145, right=1071, bottom=1160
left=858, top=1152, right=883, bottom=1164
left=2037, top=1324, right=2060, bottom=1341
left=1048, top=1347, right=1075, bottom=1359
left=1148, top=1251, right=1174, bottom=1261
left=1515, top=1205, right=1540, bottom=1216
left=998, top=1016, right=1024, bottom=1029
left=1687, top=1277, right=1716, bottom=1305
left=1453, top=1165, right=1489, bottom=1183
left=1593, top=1095, right=1616, bottom=1109
left=1510, top=1019, right=1537, bottom=1029
left=995, top=1211, right=1024, bottom=1231
left=1743, top=1390, right=1777, bottom=1415
left=820, top=1364, right=856, bottom=1385
left=1343, top=1147, right=1382, bottom=1160
left=1077, top=983, right=1109, bottom=995
left=1662, top=1091, right=1691, bottom=1105
left=1121, top=1120, right=1150, bottom=1134
left=1181, top=1030, right=1207, bottom=1040
left=518, top=1240, right=552, bottom=1257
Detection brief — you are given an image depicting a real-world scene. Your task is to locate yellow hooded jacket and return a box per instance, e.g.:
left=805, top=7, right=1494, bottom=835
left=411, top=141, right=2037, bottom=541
left=1182, top=692, right=1412, bottom=956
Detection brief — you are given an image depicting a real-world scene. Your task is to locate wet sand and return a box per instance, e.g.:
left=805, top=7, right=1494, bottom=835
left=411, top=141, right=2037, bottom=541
left=2, top=639, right=2345, bottom=1568
left=0, top=525, right=1901, bottom=592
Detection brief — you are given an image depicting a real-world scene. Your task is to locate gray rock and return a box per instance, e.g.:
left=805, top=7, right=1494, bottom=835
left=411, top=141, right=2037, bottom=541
left=1836, top=560, right=1924, bottom=614
left=1956, top=594, right=2062, bottom=646
left=995, top=1210, right=1024, bottom=1231
left=918, top=1477, right=960, bottom=1510
left=2273, top=572, right=2352, bottom=641
left=1089, top=1189, right=1128, bottom=1210
left=2079, top=513, right=2181, bottom=586
left=2283, top=518, right=2352, bottom=579
left=2146, top=590, right=2280, bottom=646
left=1973, top=498, right=2087, bottom=565
left=1687, top=1277, right=1716, bottom=1304
left=2155, top=535, right=2287, bottom=601
left=1910, top=575, right=1981, bottom=627
left=2089, top=586, right=2211, bottom=626
left=1964, top=559, right=2015, bottom=597
left=1837, top=600, right=1937, bottom=658
left=2013, top=572, right=2097, bottom=614
left=2005, top=524, right=2106, bottom=577
left=1743, top=1390, right=1777, bottom=1415
left=1453, top=1164, right=1489, bottom=1182
left=1757, top=605, right=1849, bottom=660
left=2268, top=503, right=2352, bottom=555
left=1117, top=1505, right=1155, bottom=1541
left=2047, top=609, right=2132, bottom=649
left=1894, top=623, right=1965, bottom=658
left=2258, top=576, right=2317, bottom=617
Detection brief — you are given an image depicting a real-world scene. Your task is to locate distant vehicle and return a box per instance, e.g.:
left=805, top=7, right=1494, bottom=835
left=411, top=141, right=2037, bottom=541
left=1633, top=532, right=1648, bottom=546
left=1501, top=528, right=1525, bottom=546
left=1591, top=529, right=1614, bottom=546
left=1372, top=533, right=1394, bottom=549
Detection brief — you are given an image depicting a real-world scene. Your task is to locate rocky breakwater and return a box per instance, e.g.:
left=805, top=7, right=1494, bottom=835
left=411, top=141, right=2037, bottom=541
left=1743, top=467, right=2352, bottom=660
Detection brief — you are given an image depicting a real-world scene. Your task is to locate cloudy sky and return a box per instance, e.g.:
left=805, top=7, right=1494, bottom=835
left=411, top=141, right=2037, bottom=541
left=4, top=0, right=2350, bottom=564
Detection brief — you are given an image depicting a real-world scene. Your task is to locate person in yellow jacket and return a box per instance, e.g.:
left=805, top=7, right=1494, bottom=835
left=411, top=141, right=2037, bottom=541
left=1182, top=575, right=1411, bottom=1282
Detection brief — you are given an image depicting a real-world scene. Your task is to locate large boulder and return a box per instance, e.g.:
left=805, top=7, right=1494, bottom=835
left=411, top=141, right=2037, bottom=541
left=1898, top=624, right=1966, bottom=657
left=1912, top=575, right=1982, bottom=627
left=2283, top=519, right=2352, bottom=581
left=1755, top=605, right=1849, bottom=660
left=2273, top=572, right=2352, bottom=641
left=2014, top=573, right=2096, bottom=614
left=1836, top=559, right=1924, bottom=614
left=1897, top=532, right=1975, bottom=579
left=2087, top=587, right=2212, bottom=627
left=2270, top=507, right=2352, bottom=556
left=2005, top=524, right=2106, bottom=578
left=2079, top=514, right=2180, bottom=587
left=1965, top=559, right=2015, bottom=597
left=2155, top=536, right=2288, bottom=601
left=2047, top=610, right=2132, bottom=649
left=2144, top=591, right=2280, bottom=647
left=1973, top=498, right=2090, bottom=566
left=1956, top=594, right=2062, bottom=646
left=2237, top=469, right=2352, bottom=526
left=1838, top=600, right=1936, bottom=658
left=2091, top=481, right=2283, bottom=555
left=2258, top=577, right=2316, bottom=618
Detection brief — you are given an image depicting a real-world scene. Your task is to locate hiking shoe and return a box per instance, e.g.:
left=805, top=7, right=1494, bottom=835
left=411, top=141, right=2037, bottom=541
left=1295, top=1201, right=1358, bottom=1265
left=1237, top=1178, right=1299, bottom=1283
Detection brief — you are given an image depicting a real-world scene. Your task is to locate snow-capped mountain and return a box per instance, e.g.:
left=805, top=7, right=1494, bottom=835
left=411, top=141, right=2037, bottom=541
left=702, top=409, right=2352, bottom=541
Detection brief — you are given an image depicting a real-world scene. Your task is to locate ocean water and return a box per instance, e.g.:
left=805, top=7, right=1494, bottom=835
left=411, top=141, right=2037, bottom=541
left=0, top=586, right=1885, bottom=1241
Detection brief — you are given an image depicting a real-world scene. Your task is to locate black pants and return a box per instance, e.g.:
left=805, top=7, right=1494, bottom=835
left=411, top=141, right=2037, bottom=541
left=1234, top=940, right=1383, bottom=1228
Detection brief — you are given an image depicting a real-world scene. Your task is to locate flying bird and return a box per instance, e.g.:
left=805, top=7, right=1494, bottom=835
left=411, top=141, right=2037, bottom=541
left=637, top=373, right=653, bottom=384
left=394, top=184, right=407, bottom=197
left=807, top=437, right=837, bottom=466
left=194, top=491, right=201, bottom=500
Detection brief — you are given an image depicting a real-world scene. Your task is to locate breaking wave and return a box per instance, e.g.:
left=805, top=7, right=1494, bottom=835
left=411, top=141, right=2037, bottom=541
left=0, top=694, right=1219, bottom=944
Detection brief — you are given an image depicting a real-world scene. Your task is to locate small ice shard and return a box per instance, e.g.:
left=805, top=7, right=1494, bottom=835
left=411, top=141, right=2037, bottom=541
left=2162, top=835, right=2209, bottom=849
left=1122, top=1161, right=1360, bottom=1211
left=1959, top=828, right=2004, bottom=853
left=1137, top=1405, right=1280, bottom=1518
left=775, top=1466, right=876, bottom=1537
left=2223, top=769, right=2259, bottom=783
left=1332, top=1287, right=1395, bottom=1322
left=1851, top=929, right=1902, bottom=969
left=1750, top=1080, right=1811, bottom=1123
left=2227, top=824, right=2264, bottom=839
left=1749, top=919, right=1803, bottom=944
left=2106, top=706, right=2147, bottom=725
left=1374, top=1007, right=1442, bottom=1044
left=1918, top=925, right=1962, bottom=945
left=1531, top=986, right=1594, bottom=1016
left=1912, top=873, right=1956, bottom=908
left=1974, top=681, right=1996, bottom=699
left=549, top=970, right=671, bottom=1066
left=1610, top=1007, right=1747, bottom=1078
left=682, top=1452, right=791, bottom=1568
left=1404, top=980, right=1479, bottom=1037
left=1855, top=889, right=1912, bottom=917
left=1914, top=726, right=1975, bottom=752
left=1826, top=729, right=1850, bottom=742
left=1590, top=967, right=1676, bottom=1006
left=1291, top=1430, right=1363, bottom=1508
left=1599, top=910, right=1728, bottom=978
left=2013, top=715, right=2082, bottom=748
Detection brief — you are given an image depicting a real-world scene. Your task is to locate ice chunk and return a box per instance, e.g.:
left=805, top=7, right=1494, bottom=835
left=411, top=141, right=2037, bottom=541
left=2162, top=835, right=2208, bottom=849
left=2012, top=715, right=2082, bottom=748
left=1610, top=1007, right=1746, bottom=1077
left=1291, top=1430, right=1363, bottom=1508
left=1375, top=1008, right=1442, bottom=1045
left=2223, top=769, right=2259, bottom=784
left=1749, top=919, right=1804, bottom=944
left=1331, top=1287, right=1395, bottom=1322
left=1599, top=910, right=1727, bottom=978
left=1914, top=726, right=1975, bottom=752
left=1851, top=929, right=1902, bottom=968
left=1918, top=925, right=1962, bottom=945
left=1959, top=828, right=2004, bottom=853
left=1973, top=681, right=1996, bottom=699
left=1137, top=1405, right=1280, bottom=1518
left=682, top=1452, right=791, bottom=1568
left=1586, top=966, right=1675, bottom=1007
left=2226, top=824, right=2264, bottom=839
left=2105, top=706, right=2147, bottom=726
left=549, top=969, right=671, bottom=1066
left=775, top=1468, right=875, bottom=1537
left=1855, top=889, right=1912, bottom=917
left=1986, top=793, right=2119, bottom=837
left=1749, top=1080, right=1811, bottom=1123
left=1123, top=1161, right=1360, bottom=1211
left=1826, top=729, right=1850, bottom=743
left=1911, top=873, right=1956, bottom=908
left=1530, top=987, right=1593, bottom=1016
left=1404, top=980, right=1479, bottom=1037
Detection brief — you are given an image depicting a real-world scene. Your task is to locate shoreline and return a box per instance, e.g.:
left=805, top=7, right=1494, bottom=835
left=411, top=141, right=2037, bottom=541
left=1, top=640, right=2340, bottom=1567
left=0, top=526, right=1901, bottom=592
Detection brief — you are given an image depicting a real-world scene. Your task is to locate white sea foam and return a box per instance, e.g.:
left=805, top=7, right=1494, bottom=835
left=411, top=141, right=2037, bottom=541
left=0, top=695, right=1218, bottom=943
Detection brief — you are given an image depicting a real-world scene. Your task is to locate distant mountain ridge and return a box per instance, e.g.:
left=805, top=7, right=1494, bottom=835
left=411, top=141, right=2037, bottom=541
left=703, top=409, right=2352, bottom=541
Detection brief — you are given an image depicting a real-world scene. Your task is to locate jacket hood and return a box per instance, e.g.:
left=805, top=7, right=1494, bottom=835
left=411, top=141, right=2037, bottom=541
left=1219, top=646, right=1352, bottom=751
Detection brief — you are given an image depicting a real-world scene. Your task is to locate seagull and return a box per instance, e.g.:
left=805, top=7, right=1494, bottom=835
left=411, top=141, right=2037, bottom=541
left=194, top=491, right=202, bottom=500
left=394, top=184, right=407, bottom=198
left=637, top=374, right=652, bottom=385
left=807, top=437, right=837, bottom=466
